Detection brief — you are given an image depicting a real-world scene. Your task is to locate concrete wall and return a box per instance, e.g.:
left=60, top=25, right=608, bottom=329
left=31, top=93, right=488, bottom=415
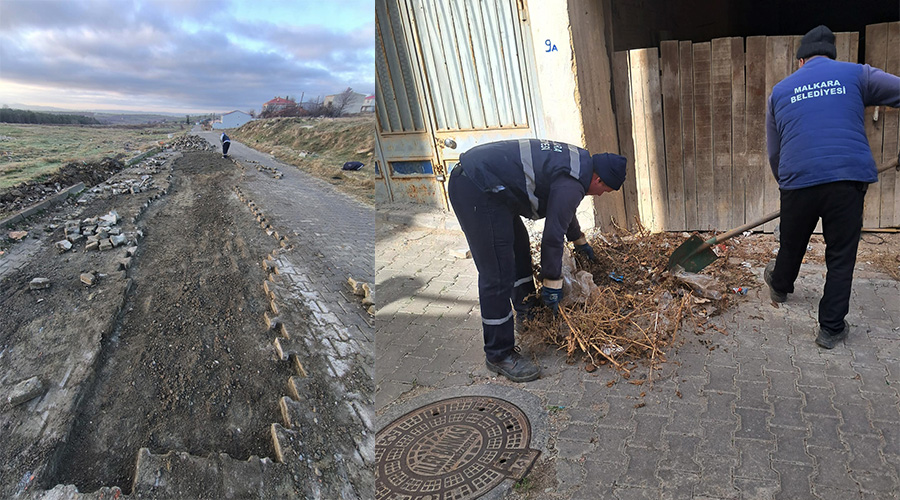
left=524, top=0, right=596, bottom=231
left=569, top=0, right=625, bottom=230
left=525, top=0, right=621, bottom=232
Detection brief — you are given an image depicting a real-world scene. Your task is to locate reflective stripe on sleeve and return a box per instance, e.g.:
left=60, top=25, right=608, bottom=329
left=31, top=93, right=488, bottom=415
left=568, top=144, right=582, bottom=178
left=519, top=140, right=540, bottom=219
left=514, top=276, right=533, bottom=287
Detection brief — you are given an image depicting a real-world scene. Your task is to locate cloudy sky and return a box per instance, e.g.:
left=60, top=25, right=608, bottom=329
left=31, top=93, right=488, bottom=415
left=0, top=0, right=374, bottom=114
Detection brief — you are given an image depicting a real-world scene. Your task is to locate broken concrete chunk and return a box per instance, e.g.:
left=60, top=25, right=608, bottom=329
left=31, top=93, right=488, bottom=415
left=7, top=377, right=45, bottom=407
left=80, top=272, right=96, bottom=286
left=9, top=230, right=28, bottom=241
left=29, top=278, right=51, bottom=290
left=110, top=234, right=126, bottom=247
left=85, top=241, right=100, bottom=251
left=67, top=233, right=85, bottom=244
left=450, top=248, right=472, bottom=259
left=64, top=221, right=80, bottom=237
left=118, top=258, right=132, bottom=270
left=97, top=228, right=109, bottom=239
left=347, top=277, right=365, bottom=296
left=55, top=240, right=73, bottom=253
left=98, top=239, right=114, bottom=251
left=125, top=246, right=138, bottom=257
left=361, top=283, right=374, bottom=307
left=100, top=211, right=119, bottom=225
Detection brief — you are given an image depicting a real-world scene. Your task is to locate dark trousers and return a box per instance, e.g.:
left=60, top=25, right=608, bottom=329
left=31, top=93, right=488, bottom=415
left=771, top=181, right=866, bottom=334
left=448, top=167, right=536, bottom=361
left=223, top=141, right=230, bottom=155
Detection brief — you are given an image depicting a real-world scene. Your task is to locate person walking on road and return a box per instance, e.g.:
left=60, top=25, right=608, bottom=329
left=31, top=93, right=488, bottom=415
left=764, top=25, right=900, bottom=349
left=221, top=132, right=231, bottom=158
left=448, top=139, right=626, bottom=382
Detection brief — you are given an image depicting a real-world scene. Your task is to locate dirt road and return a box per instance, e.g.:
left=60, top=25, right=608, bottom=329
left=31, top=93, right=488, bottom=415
left=0, top=139, right=372, bottom=498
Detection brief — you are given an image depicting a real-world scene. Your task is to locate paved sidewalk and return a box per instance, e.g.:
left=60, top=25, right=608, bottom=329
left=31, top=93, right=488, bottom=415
left=198, top=130, right=375, bottom=495
left=376, top=205, right=900, bottom=499
left=197, top=129, right=373, bottom=328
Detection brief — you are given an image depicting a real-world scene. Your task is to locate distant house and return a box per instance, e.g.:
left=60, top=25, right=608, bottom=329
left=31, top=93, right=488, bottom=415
left=262, top=97, right=295, bottom=114
left=323, top=91, right=369, bottom=115
left=212, top=110, right=253, bottom=129
left=360, top=95, right=375, bottom=113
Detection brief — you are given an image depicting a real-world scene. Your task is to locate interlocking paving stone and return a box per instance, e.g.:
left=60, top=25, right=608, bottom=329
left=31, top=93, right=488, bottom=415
left=659, top=433, right=701, bottom=473
left=770, top=461, right=815, bottom=499
left=800, top=385, right=840, bottom=417
left=769, top=426, right=814, bottom=465
left=768, top=397, right=806, bottom=429
left=620, top=446, right=663, bottom=488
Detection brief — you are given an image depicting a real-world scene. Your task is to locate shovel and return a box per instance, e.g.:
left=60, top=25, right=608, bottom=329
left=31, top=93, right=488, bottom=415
left=667, top=157, right=900, bottom=273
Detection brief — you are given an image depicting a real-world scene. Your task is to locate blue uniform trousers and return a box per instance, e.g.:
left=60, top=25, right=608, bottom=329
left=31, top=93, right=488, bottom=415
left=448, top=167, right=536, bottom=361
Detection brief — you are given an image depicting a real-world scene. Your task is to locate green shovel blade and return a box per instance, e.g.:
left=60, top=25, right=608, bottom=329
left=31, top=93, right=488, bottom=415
left=667, top=234, right=719, bottom=273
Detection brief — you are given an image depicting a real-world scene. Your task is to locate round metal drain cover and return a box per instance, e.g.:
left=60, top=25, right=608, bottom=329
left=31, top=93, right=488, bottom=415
left=376, top=396, right=540, bottom=500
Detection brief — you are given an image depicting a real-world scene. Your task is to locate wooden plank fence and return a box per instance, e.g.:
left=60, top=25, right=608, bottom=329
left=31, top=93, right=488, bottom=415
left=614, top=22, right=899, bottom=232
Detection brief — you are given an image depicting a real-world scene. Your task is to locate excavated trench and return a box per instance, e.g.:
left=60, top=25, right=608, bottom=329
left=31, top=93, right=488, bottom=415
left=41, top=152, right=290, bottom=493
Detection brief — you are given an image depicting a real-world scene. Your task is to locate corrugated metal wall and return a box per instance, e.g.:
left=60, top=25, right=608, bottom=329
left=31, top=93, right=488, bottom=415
left=407, top=0, right=529, bottom=131
left=376, top=0, right=426, bottom=133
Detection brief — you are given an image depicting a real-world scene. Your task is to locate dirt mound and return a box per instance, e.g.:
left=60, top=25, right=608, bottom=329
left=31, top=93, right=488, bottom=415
left=0, top=158, right=124, bottom=217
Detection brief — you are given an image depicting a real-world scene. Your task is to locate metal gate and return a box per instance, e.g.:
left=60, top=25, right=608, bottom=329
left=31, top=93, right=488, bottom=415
left=376, top=0, right=542, bottom=208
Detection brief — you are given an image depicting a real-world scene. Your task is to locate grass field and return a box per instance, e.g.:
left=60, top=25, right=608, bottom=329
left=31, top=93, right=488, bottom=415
left=229, top=116, right=375, bottom=204
left=0, top=123, right=186, bottom=190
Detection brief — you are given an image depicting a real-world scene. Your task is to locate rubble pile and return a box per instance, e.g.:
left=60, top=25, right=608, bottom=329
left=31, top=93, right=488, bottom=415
left=87, top=174, right=155, bottom=196
left=73, top=155, right=173, bottom=208
left=54, top=210, right=142, bottom=254
left=166, top=135, right=214, bottom=152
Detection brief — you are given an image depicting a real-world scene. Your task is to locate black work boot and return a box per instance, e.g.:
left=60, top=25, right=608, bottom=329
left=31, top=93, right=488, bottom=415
left=764, top=260, right=787, bottom=303
left=486, top=350, right=540, bottom=382
left=815, top=320, right=849, bottom=349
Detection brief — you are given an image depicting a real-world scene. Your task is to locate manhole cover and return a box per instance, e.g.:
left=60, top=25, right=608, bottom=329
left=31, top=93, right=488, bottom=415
left=376, top=396, right=540, bottom=500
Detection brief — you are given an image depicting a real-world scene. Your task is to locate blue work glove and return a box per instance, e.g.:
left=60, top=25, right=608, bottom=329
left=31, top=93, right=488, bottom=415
left=574, top=243, right=596, bottom=262
left=541, top=286, right=563, bottom=314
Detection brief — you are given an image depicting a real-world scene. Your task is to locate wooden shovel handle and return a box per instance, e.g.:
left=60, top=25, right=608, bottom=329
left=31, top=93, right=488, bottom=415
left=704, top=156, right=900, bottom=248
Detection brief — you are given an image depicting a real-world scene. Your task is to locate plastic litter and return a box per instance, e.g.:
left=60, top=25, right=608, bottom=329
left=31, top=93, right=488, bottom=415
left=741, top=262, right=752, bottom=268
left=731, top=287, right=749, bottom=295
left=600, top=343, right=625, bottom=356
left=674, top=269, right=725, bottom=300
left=559, top=248, right=599, bottom=305
left=608, top=272, right=624, bottom=282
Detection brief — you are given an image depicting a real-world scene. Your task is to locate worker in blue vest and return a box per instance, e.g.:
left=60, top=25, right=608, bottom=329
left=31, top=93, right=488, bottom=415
left=448, top=139, right=627, bottom=382
left=765, top=25, right=900, bottom=349
left=221, top=132, right=231, bottom=158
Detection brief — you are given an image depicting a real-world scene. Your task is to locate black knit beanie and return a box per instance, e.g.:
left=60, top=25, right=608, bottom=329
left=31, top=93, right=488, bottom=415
left=796, top=25, right=836, bottom=60
left=591, top=153, right=627, bottom=191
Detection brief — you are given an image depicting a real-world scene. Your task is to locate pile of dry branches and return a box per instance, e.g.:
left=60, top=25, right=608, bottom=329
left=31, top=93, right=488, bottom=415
left=520, top=222, right=758, bottom=377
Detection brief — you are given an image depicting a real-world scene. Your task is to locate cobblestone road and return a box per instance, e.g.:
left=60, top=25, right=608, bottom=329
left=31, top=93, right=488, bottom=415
left=376, top=206, right=900, bottom=500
